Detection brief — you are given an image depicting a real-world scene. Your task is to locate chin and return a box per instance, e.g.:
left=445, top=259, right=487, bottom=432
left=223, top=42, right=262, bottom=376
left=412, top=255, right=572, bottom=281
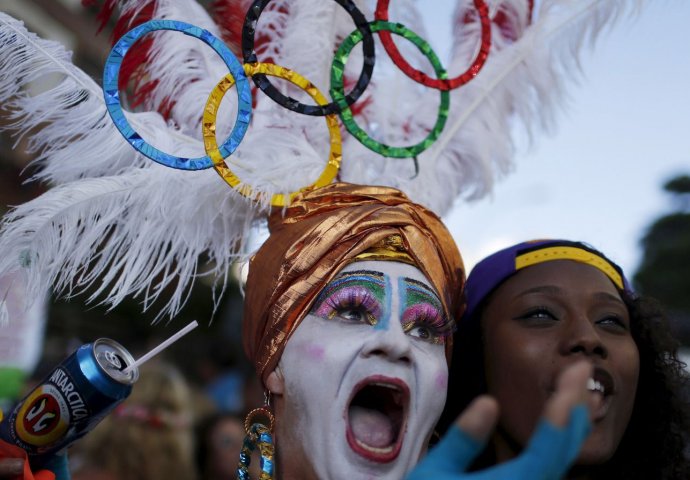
left=575, top=433, right=620, bottom=465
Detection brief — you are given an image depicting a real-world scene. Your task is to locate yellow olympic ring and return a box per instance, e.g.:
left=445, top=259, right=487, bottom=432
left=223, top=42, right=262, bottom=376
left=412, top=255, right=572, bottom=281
left=203, top=63, right=342, bottom=207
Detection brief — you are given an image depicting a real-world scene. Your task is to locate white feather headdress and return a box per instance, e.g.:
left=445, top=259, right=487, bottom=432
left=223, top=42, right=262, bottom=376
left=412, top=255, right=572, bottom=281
left=0, top=0, right=646, bottom=321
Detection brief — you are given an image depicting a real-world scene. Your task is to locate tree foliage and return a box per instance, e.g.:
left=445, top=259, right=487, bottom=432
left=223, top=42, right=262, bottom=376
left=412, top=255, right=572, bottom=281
left=663, top=175, right=690, bottom=211
left=664, top=175, right=690, bottom=195
left=634, top=175, right=690, bottom=329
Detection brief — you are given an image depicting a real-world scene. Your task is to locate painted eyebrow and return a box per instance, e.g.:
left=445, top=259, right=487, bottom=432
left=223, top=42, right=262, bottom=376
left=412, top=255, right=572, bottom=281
left=312, top=269, right=386, bottom=309
left=335, top=269, right=385, bottom=280
left=320, top=270, right=386, bottom=294
left=403, top=277, right=441, bottom=300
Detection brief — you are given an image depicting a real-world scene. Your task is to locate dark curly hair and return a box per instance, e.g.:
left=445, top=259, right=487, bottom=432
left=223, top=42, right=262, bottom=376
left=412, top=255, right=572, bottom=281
left=438, top=293, right=690, bottom=479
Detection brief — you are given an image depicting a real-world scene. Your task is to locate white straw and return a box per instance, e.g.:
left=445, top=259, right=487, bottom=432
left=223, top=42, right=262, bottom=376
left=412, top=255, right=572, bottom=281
left=123, top=320, right=199, bottom=374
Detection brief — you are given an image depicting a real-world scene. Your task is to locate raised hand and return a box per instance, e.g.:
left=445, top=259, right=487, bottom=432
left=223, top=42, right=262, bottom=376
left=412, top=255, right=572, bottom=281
left=407, top=362, right=592, bottom=480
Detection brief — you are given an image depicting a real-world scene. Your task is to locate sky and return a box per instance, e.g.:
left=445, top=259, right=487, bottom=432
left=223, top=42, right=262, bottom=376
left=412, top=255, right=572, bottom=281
left=421, top=1, right=690, bottom=277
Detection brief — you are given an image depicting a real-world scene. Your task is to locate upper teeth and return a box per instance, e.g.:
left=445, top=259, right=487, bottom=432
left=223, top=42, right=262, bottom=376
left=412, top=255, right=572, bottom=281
left=587, top=378, right=605, bottom=394
left=372, top=382, right=400, bottom=391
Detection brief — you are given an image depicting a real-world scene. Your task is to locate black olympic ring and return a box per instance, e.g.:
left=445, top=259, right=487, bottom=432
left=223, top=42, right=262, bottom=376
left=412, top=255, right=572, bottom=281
left=242, top=0, right=376, bottom=117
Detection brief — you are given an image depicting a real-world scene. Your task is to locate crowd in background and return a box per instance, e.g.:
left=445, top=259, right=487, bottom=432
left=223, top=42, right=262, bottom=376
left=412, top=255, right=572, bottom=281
left=39, top=356, right=262, bottom=480
left=1, top=282, right=265, bottom=480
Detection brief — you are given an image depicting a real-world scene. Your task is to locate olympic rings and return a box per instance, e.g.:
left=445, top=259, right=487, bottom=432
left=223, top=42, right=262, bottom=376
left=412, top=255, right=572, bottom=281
left=331, top=21, right=449, bottom=158
left=375, top=0, right=491, bottom=90
left=237, top=423, right=275, bottom=480
left=204, top=63, right=342, bottom=207
left=104, top=3, right=496, bottom=199
left=242, top=0, right=375, bottom=116
left=103, top=20, right=252, bottom=170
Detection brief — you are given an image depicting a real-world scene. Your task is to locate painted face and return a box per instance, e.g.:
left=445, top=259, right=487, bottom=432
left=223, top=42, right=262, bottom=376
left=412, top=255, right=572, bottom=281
left=480, top=260, right=640, bottom=465
left=267, top=261, right=451, bottom=480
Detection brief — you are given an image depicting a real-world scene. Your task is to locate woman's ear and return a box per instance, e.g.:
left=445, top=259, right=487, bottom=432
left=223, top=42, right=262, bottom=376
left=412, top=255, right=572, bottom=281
left=266, top=367, right=285, bottom=395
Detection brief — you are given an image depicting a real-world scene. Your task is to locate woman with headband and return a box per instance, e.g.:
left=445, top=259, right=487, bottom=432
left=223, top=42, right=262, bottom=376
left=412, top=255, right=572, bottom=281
left=439, top=239, right=690, bottom=479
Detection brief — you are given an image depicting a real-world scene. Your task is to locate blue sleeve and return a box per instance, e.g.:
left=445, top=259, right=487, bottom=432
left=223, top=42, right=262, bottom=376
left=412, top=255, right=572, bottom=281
left=406, top=404, right=590, bottom=480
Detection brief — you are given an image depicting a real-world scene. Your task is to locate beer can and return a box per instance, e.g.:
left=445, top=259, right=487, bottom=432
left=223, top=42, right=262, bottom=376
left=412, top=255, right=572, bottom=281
left=0, top=338, right=138, bottom=464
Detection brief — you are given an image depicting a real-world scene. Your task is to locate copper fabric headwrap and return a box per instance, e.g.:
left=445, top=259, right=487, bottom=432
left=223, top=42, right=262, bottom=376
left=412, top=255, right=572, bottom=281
left=242, top=182, right=465, bottom=382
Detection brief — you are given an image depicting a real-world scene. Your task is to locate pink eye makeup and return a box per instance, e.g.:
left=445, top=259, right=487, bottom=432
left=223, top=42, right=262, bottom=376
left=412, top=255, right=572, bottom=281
left=400, top=278, right=452, bottom=344
left=311, top=270, right=386, bottom=326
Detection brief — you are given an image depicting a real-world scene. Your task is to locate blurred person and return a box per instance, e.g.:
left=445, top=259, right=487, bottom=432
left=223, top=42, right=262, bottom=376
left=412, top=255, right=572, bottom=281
left=70, top=362, right=197, bottom=480
left=195, top=412, right=260, bottom=480
left=195, top=337, right=246, bottom=414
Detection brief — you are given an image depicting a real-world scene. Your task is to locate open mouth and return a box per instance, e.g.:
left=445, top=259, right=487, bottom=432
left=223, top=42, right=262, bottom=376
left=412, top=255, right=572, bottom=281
left=345, top=376, right=410, bottom=463
left=589, top=367, right=614, bottom=396
left=587, top=367, right=615, bottom=421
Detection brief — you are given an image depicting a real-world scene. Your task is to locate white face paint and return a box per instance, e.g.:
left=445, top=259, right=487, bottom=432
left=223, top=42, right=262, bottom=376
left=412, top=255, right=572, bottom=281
left=268, top=261, right=451, bottom=480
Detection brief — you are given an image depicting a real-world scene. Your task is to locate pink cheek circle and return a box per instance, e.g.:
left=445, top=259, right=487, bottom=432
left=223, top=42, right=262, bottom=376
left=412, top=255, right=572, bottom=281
left=434, top=370, right=448, bottom=391
left=300, top=343, right=325, bottom=361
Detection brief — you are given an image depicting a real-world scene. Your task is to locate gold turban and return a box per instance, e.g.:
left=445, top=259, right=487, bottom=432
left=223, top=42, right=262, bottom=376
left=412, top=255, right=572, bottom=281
left=242, top=183, right=465, bottom=383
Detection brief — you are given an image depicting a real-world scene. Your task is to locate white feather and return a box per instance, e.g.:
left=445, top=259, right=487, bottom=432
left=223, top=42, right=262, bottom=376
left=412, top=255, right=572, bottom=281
left=0, top=0, right=649, bottom=322
left=424, top=0, right=646, bottom=211
left=137, top=0, right=230, bottom=133
left=0, top=12, right=199, bottom=184
left=0, top=166, right=259, bottom=321
left=339, top=0, right=648, bottom=214
left=0, top=301, right=8, bottom=327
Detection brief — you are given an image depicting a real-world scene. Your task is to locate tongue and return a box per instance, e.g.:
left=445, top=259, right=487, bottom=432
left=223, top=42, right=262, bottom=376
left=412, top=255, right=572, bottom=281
left=349, top=405, right=395, bottom=448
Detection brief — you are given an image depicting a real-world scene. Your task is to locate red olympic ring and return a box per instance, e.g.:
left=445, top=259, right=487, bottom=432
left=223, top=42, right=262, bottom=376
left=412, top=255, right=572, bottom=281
left=375, top=0, right=492, bottom=91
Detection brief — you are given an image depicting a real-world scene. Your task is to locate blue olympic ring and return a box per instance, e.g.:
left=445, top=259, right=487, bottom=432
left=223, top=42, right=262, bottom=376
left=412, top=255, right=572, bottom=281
left=103, top=20, right=252, bottom=170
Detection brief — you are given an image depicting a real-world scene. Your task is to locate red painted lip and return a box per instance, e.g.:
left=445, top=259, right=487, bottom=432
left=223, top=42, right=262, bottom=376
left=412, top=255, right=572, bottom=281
left=345, top=375, right=410, bottom=463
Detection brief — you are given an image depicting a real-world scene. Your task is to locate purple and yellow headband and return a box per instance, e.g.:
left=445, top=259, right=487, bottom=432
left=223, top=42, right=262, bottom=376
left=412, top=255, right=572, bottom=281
left=463, top=239, right=634, bottom=324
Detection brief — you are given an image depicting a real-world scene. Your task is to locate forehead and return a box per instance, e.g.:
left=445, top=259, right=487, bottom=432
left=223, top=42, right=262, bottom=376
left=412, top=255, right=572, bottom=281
left=339, top=260, right=432, bottom=287
left=493, top=260, right=623, bottom=300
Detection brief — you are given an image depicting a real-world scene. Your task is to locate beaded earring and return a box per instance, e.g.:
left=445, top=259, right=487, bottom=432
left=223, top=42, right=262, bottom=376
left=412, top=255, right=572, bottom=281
left=237, top=391, right=276, bottom=480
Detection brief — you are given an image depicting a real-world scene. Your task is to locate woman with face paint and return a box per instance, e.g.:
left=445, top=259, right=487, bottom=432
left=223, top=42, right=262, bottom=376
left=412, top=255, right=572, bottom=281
left=240, top=186, right=595, bottom=480
left=241, top=182, right=465, bottom=479
left=439, top=239, right=690, bottom=480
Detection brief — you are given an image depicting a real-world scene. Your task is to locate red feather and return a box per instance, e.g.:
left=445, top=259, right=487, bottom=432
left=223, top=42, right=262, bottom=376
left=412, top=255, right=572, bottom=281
left=82, top=0, right=160, bottom=108
left=458, top=0, right=534, bottom=44
left=208, top=0, right=252, bottom=55
left=209, top=0, right=290, bottom=64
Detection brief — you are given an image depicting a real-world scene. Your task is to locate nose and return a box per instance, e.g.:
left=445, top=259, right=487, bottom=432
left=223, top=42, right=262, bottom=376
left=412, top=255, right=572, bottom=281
left=559, top=316, right=608, bottom=359
left=360, top=323, right=413, bottom=365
